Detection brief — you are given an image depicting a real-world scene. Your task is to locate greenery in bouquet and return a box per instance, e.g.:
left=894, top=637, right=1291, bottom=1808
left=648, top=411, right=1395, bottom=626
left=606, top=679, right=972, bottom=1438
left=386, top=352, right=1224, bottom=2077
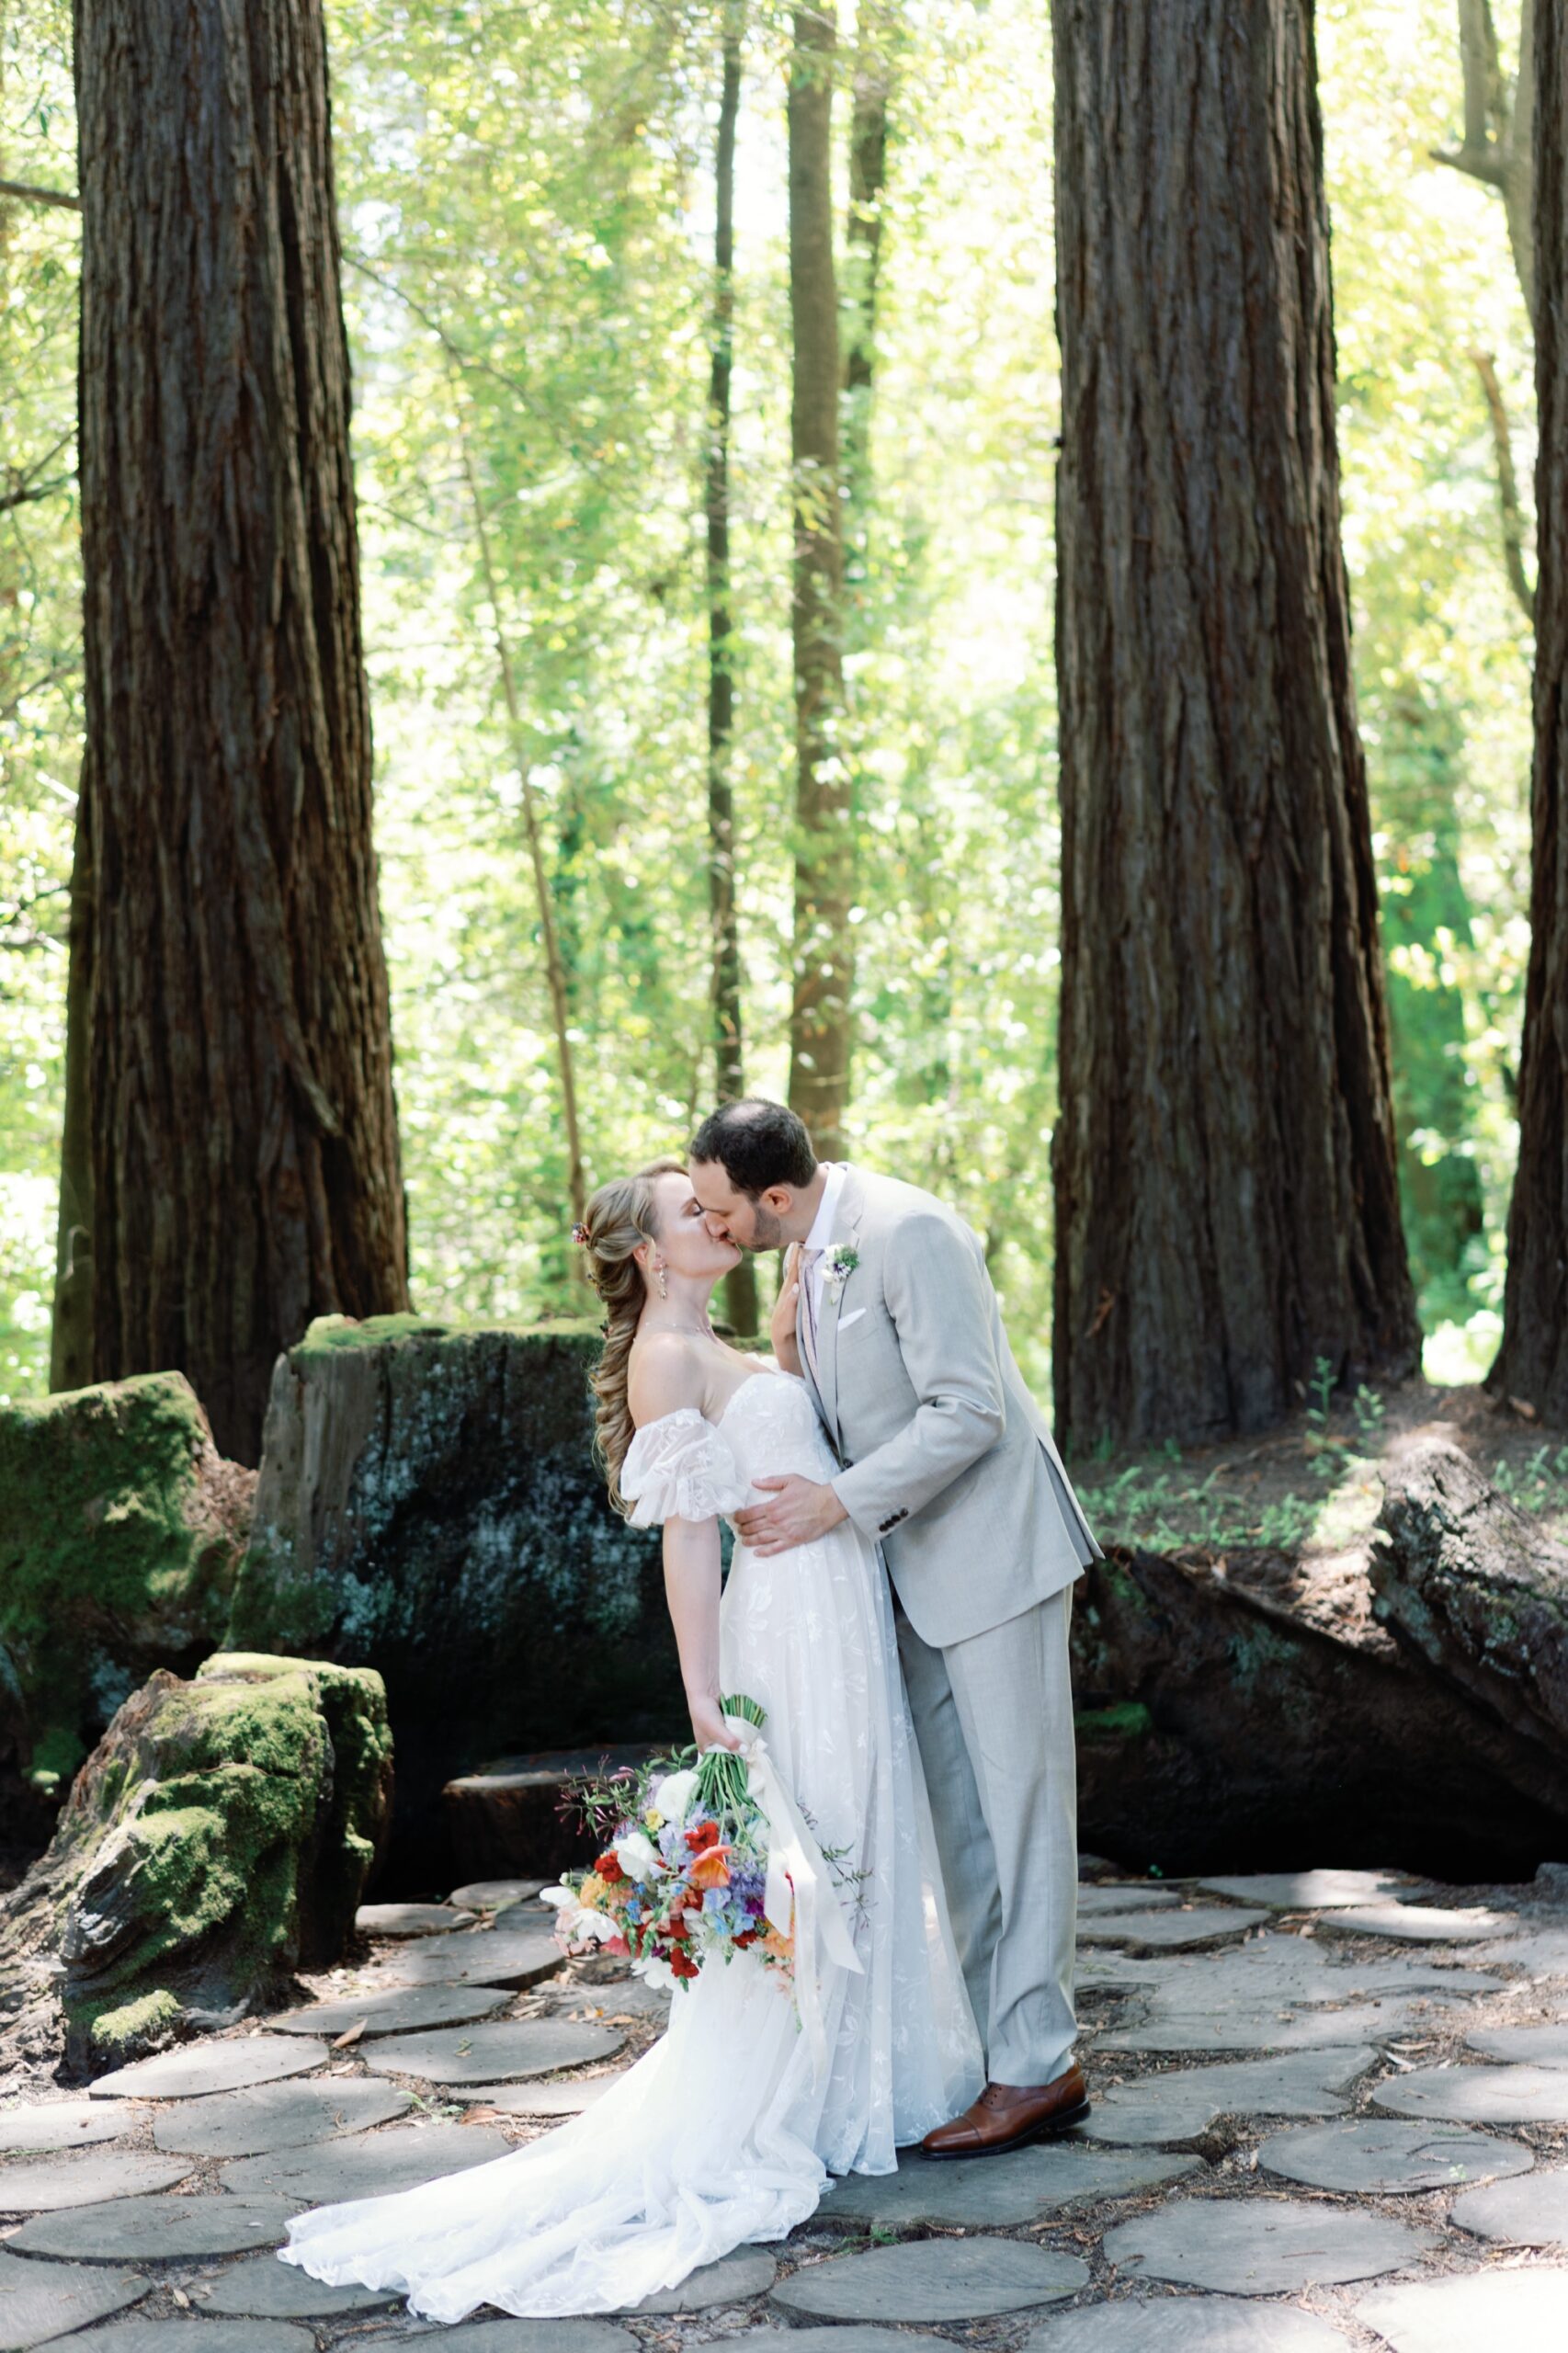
left=543, top=1695, right=794, bottom=1995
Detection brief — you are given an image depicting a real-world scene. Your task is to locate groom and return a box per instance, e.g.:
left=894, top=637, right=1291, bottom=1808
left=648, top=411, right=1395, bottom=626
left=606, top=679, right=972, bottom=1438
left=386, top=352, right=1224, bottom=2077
left=689, top=1098, right=1100, bottom=2155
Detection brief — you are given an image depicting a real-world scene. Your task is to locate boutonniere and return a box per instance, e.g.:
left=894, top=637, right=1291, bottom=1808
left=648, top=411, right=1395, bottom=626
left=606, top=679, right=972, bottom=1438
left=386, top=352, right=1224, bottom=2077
left=824, top=1246, right=859, bottom=1301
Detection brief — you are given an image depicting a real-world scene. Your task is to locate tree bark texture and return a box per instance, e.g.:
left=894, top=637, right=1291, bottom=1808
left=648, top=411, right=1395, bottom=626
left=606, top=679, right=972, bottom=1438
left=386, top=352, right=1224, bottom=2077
left=49, top=778, right=94, bottom=1394
left=74, top=0, right=409, bottom=1464
left=1493, top=0, right=1568, bottom=1417
left=707, top=13, right=756, bottom=1336
left=786, top=4, right=851, bottom=1162
left=1051, top=0, right=1418, bottom=1450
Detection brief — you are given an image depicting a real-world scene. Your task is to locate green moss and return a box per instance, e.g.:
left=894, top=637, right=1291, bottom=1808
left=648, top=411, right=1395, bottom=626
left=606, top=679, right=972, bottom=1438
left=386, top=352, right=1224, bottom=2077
left=0, top=1372, right=241, bottom=1772
left=81, top=1989, right=181, bottom=2065
left=1074, top=1701, right=1154, bottom=1742
left=290, top=1312, right=602, bottom=1359
left=26, top=1724, right=85, bottom=1790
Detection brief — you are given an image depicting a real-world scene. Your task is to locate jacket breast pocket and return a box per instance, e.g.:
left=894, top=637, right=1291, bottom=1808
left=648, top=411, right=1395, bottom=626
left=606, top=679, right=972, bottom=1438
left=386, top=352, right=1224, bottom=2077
left=836, top=1307, right=868, bottom=1333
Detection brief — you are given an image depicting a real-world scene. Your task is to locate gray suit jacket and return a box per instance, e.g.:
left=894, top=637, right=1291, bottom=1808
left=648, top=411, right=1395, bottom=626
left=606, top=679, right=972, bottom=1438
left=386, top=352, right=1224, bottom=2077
left=799, top=1165, right=1100, bottom=1649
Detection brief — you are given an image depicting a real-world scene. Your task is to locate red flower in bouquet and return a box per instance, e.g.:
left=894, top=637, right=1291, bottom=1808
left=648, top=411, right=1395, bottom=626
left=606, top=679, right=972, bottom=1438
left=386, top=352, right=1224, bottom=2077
left=595, top=1850, right=626, bottom=1883
left=684, top=1819, right=721, bottom=1853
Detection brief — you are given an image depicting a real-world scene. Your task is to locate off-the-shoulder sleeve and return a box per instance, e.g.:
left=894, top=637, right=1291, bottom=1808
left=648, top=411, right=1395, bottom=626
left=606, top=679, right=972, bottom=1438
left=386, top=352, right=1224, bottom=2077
left=620, top=1407, right=748, bottom=1529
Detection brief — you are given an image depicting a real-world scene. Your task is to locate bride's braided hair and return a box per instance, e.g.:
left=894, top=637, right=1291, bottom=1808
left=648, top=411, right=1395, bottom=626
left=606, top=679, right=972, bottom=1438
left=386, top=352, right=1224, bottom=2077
left=576, top=1159, right=686, bottom=1516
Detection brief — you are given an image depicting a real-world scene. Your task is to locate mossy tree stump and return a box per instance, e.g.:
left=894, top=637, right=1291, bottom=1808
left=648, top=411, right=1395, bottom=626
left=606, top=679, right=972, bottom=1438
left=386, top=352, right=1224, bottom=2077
left=234, top=1316, right=683, bottom=1884
left=0, top=1652, right=391, bottom=2076
left=0, top=1373, right=255, bottom=1813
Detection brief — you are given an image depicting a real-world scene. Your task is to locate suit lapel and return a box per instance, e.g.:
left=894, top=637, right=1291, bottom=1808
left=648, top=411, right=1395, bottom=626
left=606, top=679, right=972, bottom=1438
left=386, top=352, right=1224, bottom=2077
left=815, top=1167, right=865, bottom=1445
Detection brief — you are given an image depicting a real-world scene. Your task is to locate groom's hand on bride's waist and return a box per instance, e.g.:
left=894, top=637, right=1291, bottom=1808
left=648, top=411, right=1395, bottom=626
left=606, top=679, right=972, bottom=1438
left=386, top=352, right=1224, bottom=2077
left=735, top=1474, right=848, bottom=1555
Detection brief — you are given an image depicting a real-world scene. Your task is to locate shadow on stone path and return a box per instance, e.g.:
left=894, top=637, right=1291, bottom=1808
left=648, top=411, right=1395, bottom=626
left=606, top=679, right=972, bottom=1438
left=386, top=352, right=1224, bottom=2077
left=2, top=1866, right=1566, bottom=2351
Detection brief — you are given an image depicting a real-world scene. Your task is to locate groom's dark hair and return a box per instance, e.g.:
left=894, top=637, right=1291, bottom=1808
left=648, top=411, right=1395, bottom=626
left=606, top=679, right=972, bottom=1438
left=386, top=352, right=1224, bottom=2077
left=689, top=1098, right=817, bottom=1197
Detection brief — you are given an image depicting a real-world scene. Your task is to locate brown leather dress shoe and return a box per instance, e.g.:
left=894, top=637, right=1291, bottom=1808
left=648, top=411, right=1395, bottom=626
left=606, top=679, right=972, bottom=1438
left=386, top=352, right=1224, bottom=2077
left=919, top=2064, right=1090, bottom=2158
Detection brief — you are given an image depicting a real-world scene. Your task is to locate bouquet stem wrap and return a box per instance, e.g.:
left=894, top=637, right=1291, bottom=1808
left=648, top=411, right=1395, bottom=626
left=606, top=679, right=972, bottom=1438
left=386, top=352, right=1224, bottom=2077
left=710, top=1710, right=862, bottom=2077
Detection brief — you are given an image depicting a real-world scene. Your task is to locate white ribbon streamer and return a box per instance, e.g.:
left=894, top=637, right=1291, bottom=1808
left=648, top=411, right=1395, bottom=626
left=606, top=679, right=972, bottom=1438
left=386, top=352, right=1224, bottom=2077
left=703, top=1715, right=863, bottom=2080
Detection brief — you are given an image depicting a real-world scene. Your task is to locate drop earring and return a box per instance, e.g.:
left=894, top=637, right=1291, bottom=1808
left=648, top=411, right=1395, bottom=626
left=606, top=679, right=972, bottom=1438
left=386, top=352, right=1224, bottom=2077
left=655, top=1264, right=668, bottom=1301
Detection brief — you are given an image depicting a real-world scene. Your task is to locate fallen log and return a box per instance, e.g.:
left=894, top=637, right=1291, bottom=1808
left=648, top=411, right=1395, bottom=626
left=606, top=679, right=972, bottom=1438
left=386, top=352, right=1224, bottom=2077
left=1073, top=1515, right=1568, bottom=1880
left=1371, top=1436, right=1568, bottom=1781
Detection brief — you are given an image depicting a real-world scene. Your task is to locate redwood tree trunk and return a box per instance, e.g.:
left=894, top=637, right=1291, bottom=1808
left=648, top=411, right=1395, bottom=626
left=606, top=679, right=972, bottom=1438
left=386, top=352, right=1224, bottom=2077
left=1051, top=0, right=1418, bottom=1450
left=48, top=776, right=94, bottom=1395
left=74, top=0, right=409, bottom=1463
left=786, top=4, right=851, bottom=1161
left=707, top=11, right=756, bottom=1336
left=1493, top=0, right=1568, bottom=1418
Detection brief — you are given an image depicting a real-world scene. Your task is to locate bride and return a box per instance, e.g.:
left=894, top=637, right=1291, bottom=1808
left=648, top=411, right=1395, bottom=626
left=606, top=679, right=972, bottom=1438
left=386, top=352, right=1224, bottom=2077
left=279, top=1158, right=983, bottom=2323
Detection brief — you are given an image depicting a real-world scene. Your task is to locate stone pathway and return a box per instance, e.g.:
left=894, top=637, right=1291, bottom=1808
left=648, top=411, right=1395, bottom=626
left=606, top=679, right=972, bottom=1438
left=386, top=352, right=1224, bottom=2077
left=1, top=1866, right=1566, bottom=2350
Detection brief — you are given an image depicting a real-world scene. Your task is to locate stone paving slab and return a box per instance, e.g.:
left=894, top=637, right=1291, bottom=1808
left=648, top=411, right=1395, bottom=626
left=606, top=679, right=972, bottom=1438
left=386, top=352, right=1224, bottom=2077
left=375, top=1932, right=562, bottom=1991
left=0, top=2249, right=148, bottom=2349
left=1356, top=2267, right=1568, bottom=2352
left=771, top=2236, right=1088, bottom=2323
left=70, top=2322, right=311, bottom=2353
left=356, top=1904, right=475, bottom=1938
left=0, top=2101, right=148, bottom=2153
left=1076, top=1885, right=1185, bottom=1915
left=1449, top=2160, right=1568, bottom=2246
left=263, top=1984, right=513, bottom=2039
left=449, top=2079, right=613, bottom=2117
left=1475, top=1928, right=1568, bottom=1976
left=221, top=2121, right=510, bottom=2203
left=626, top=2250, right=778, bottom=2313
left=1025, top=2299, right=1356, bottom=2349
left=0, top=2149, right=193, bottom=2210
left=1258, top=2118, right=1534, bottom=2193
left=152, top=2078, right=412, bottom=2158
left=1102, top=2195, right=1437, bottom=2293
left=8, top=2194, right=297, bottom=2261
left=545, top=1981, right=670, bottom=2023
left=818, top=2143, right=1199, bottom=2228
left=1322, top=1905, right=1515, bottom=1943
left=90, top=2038, right=330, bottom=2101
left=1372, top=2063, right=1568, bottom=2124
left=1095, top=1997, right=1436, bottom=2054
left=1465, top=2021, right=1568, bottom=2063
left=1133, top=1938, right=1501, bottom=2006
left=1078, top=1907, right=1269, bottom=1949
left=741, top=2334, right=953, bottom=2351
left=193, top=2252, right=403, bottom=2318
left=1079, top=2048, right=1375, bottom=2144
left=448, top=1881, right=546, bottom=1912
left=1197, top=1872, right=1411, bottom=1912
left=367, top=2324, right=636, bottom=2352
left=361, top=2020, right=622, bottom=2084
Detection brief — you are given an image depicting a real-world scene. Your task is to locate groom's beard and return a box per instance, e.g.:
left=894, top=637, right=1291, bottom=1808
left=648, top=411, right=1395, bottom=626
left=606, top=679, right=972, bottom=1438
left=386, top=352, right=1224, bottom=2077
left=746, top=1203, right=785, bottom=1252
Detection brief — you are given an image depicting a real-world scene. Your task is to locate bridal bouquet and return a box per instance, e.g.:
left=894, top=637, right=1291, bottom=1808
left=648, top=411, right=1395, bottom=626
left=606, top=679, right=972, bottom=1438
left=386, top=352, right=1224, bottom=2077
left=541, top=1695, right=795, bottom=1996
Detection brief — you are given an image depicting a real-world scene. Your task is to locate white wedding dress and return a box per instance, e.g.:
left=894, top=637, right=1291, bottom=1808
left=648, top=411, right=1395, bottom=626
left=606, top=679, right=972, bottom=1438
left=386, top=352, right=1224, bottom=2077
left=280, top=1369, right=983, bottom=2323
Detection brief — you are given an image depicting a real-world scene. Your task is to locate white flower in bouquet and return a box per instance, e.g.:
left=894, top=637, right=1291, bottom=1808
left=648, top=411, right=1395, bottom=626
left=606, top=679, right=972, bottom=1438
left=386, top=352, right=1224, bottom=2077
left=631, top=1952, right=678, bottom=1994
left=613, top=1828, right=663, bottom=1882
left=651, top=1767, right=699, bottom=1821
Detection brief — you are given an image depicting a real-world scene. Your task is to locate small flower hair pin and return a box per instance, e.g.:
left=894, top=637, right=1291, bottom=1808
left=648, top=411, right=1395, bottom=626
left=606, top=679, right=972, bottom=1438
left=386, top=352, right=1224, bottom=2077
left=572, top=1222, right=591, bottom=1247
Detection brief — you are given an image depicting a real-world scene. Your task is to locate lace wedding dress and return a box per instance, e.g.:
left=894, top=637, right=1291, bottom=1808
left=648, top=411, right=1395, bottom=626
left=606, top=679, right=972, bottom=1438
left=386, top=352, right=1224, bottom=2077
left=279, top=1369, right=983, bottom=2323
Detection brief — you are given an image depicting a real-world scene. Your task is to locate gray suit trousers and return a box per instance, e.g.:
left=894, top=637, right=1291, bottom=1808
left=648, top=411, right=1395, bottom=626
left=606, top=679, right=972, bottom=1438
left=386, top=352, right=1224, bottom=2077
left=897, top=1588, right=1078, bottom=2087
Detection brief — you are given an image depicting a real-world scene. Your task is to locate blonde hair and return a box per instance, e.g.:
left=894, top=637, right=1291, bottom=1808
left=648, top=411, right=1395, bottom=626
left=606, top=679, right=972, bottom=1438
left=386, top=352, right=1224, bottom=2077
left=578, top=1159, right=686, bottom=1515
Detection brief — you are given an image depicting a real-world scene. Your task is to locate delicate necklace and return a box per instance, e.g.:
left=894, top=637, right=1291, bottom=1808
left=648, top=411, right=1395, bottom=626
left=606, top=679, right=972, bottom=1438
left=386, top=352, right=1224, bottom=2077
left=637, top=1321, right=718, bottom=1341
